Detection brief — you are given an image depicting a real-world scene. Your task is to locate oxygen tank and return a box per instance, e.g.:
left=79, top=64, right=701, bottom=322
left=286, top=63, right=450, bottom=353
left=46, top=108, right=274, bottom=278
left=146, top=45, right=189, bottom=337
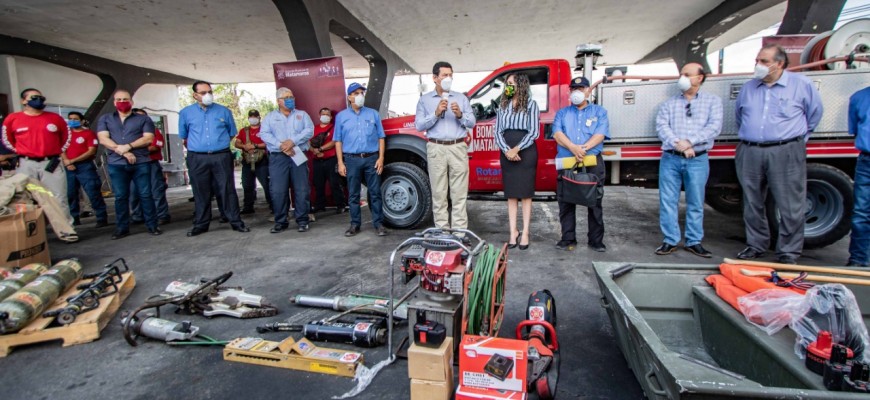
left=0, top=259, right=83, bottom=334
left=0, top=263, right=49, bottom=301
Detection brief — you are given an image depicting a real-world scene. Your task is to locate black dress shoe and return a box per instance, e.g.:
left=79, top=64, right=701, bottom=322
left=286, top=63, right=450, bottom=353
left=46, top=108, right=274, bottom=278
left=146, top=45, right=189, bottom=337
left=94, top=220, right=109, bottom=228
left=270, top=224, right=288, bottom=233
left=298, top=224, right=310, bottom=233
left=376, top=226, right=388, bottom=236
left=158, top=217, right=171, bottom=225
left=219, top=217, right=229, bottom=223
left=655, top=243, right=678, bottom=255
left=685, top=244, right=712, bottom=258
left=777, top=255, right=797, bottom=265
left=149, top=228, right=162, bottom=236
left=737, top=247, right=765, bottom=260
left=111, top=231, right=130, bottom=240
left=187, top=228, right=208, bottom=237
left=345, top=225, right=360, bottom=237
left=232, top=224, right=251, bottom=233
left=507, top=232, right=520, bottom=249
left=240, top=209, right=255, bottom=215
left=589, top=243, right=607, bottom=252
left=555, top=240, right=576, bottom=251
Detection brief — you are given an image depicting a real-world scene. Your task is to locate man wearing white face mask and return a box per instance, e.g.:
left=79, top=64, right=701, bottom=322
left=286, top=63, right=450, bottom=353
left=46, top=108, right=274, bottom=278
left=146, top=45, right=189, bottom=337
left=235, top=109, right=273, bottom=215
left=553, top=77, right=610, bottom=252
left=654, top=63, right=723, bottom=258
left=734, top=44, right=823, bottom=264
left=179, top=80, right=249, bottom=237
left=414, top=61, right=476, bottom=235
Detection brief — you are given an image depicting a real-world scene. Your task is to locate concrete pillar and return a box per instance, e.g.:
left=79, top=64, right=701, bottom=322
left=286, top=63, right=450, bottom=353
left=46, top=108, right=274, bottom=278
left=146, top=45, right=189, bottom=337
left=778, top=0, right=846, bottom=35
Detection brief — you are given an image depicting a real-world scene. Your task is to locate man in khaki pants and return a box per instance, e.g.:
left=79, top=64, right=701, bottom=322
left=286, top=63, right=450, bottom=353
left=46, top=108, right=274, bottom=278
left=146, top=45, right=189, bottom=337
left=415, top=61, right=476, bottom=233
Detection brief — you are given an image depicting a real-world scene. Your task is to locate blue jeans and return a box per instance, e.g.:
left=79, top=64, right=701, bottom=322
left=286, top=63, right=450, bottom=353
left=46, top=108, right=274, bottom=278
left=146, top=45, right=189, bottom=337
left=66, top=161, right=107, bottom=221
left=346, top=155, right=383, bottom=228
left=108, top=163, right=157, bottom=232
left=130, top=160, right=170, bottom=221
left=269, top=152, right=310, bottom=226
left=850, top=153, right=870, bottom=265
left=659, top=152, right=709, bottom=246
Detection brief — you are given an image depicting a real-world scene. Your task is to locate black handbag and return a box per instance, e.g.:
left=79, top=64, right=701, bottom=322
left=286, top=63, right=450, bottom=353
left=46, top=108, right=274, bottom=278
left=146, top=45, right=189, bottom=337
left=557, top=163, right=602, bottom=207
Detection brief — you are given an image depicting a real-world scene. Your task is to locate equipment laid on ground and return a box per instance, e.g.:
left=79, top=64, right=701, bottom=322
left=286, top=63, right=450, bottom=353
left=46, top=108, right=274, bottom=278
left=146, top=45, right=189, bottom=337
left=0, top=259, right=83, bottom=334
left=291, top=293, right=410, bottom=320
left=42, top=258, right=127, bottom=325
left=257, top=317, right=387, bottom=348
left=122, top=272, right=275, bottom=346
left=120, top=315, right=226, bottom=346
left=223, top=336, right=363, bottom=378
left=0, top=263, right=48, bottom=301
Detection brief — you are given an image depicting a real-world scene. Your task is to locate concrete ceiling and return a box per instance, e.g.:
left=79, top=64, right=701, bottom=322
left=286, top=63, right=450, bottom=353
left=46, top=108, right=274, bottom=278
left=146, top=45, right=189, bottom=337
left=0, top=0, right=785, bottom=82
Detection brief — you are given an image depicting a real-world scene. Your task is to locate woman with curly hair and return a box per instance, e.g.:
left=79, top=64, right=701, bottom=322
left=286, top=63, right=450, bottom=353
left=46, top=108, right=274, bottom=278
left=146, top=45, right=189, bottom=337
left=495, top=73, right=539, bottom=249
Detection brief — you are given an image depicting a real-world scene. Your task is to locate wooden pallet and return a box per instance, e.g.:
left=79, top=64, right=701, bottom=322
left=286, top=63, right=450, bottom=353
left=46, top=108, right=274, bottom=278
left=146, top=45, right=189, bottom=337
left=0, top=271, right=136, bottom=357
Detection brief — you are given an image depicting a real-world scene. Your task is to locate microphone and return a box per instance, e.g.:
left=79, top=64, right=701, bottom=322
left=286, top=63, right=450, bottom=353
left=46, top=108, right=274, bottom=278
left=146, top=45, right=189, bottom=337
left=439, top=92, right=449, bottom=119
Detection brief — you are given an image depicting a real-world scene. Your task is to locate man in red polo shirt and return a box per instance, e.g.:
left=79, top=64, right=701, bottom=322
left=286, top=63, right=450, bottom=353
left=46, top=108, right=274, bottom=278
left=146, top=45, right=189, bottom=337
left=2, top=88, right=78, bottom=241
left=310, top=107, right=346, bottom=214
left=129, top=108, right=171, bottom=225
left=235, top=109, right=273, bottom=214
left=64, top=111, right=108, bottom=228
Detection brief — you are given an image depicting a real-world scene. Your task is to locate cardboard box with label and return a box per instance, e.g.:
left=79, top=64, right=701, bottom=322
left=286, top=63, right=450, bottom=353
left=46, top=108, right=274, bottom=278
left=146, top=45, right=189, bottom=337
left=410, top=378, right=453, bottom=400
left=0, top=205, right=50, bottom=268
left=459, top=335, right=527, bottom=393
left=408, top=337, right=454, bottom=381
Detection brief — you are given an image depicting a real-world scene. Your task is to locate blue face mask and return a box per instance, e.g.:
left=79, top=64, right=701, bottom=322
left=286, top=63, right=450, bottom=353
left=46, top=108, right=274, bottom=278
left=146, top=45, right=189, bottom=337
left=284, top=98, right=295, bottom=109
left=68, top=119, right=82, bottom=128
left=26, top=96, right=46, bottom=110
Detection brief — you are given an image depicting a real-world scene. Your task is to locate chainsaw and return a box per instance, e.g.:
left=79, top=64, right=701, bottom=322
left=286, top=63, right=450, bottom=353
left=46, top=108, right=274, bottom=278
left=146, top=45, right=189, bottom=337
left=516, top=289, right=560, bottom=400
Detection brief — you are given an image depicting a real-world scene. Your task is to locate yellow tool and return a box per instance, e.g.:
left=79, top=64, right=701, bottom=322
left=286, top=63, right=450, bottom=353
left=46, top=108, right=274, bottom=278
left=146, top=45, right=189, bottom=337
left=223, top=336, right=363, bottom=377
left=556, top=155, right=597, bottom=170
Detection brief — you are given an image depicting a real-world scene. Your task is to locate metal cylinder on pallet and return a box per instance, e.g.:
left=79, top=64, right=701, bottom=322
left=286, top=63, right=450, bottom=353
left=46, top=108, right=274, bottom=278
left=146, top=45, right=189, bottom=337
left=0, top=259, right=83, bottom=334
left=0, top=263, right=49, bottom=301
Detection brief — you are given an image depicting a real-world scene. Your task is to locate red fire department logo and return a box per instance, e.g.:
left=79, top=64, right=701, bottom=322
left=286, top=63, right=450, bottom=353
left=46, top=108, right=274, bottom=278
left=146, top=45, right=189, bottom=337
left=529, top=306, right=545, bottom=321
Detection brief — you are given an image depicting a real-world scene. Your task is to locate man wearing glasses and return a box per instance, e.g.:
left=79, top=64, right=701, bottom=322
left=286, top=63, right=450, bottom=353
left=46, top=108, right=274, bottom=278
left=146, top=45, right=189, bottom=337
left=2, top=88, right=78, bottom=242
left=179, top=81, right=249, bottom=237
left=654, top=63, right=723, bottom=258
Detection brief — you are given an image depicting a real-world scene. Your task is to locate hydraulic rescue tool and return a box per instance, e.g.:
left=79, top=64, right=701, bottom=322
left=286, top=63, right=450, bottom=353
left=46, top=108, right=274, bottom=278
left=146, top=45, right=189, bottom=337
left=42, top=258, right=128, bottom=325
left=291, top=294, right=410, bottom=320
left=516, top=290, right=560, bottom=400
left=258, top=317, right=388, bottom=348
left=0, top=259, right=83, bottom=334
left=120, top=315, right=226, bottom=346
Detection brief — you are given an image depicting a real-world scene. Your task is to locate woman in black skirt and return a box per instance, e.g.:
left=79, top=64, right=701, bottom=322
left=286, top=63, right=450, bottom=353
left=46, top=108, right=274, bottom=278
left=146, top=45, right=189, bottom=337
left=495, top=73, right=539, bottom=249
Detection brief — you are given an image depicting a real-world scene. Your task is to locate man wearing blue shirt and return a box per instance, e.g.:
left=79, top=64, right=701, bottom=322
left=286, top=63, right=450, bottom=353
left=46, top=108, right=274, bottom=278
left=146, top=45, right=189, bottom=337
left=260, top=87, right=314, bottom=233
left=734, top=45, right=823, bottom=264
left=553, top=77, right=610, bottom=252
left=335, top=83, right=387, bottom=237
left=179, top=81, right=249, bottom=237
left=848, top=86, right=870, bottom=267
left=655, top=63, right=723, bottom=258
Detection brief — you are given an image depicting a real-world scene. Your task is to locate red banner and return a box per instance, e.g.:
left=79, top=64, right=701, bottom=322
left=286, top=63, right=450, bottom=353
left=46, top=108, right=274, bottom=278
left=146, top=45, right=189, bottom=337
left=273, top=56, right=348, bottom=118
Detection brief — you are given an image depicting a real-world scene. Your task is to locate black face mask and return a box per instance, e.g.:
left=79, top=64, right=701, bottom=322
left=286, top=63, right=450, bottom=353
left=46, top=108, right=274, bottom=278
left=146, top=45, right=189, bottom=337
left=26, top=96, right=46, bottom=110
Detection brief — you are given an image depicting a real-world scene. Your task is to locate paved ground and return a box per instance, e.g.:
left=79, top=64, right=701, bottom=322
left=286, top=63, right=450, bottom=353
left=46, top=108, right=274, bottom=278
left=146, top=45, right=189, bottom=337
left=0, top=184, right=851, bottom=400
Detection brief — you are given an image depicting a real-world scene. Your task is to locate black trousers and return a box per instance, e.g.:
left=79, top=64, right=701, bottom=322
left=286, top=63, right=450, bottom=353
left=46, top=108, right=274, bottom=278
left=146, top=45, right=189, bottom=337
left=557, top=155, right=605, bottom=246
left=187, top=151, right=242, bottom=230
left=312, top=156, right=346, bottom=210
left=241, top=158, right=273, bottom=211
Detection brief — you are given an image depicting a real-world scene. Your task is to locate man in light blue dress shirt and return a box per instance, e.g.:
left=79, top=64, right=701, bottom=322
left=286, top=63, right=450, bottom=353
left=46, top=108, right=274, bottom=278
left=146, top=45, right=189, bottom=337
left=260, top=87, right=314, bottom=233
left=655, top=63, right=723, bottom=258
left=847, top=86, right=870, bottom=267
left=179, top=81, right=249, bottom=237
left=734, top=44, right=823, bottom=264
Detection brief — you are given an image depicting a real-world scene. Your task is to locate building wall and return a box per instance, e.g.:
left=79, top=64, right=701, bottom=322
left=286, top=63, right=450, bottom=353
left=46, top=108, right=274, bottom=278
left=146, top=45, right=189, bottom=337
left=0, top=55, right=102, bottom=113
left=133, top=84, right=187, bottom=185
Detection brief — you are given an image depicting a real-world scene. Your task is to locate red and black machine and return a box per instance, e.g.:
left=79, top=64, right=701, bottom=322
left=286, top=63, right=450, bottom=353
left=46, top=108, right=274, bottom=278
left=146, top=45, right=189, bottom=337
left=517, top=289, right=560, bottom=400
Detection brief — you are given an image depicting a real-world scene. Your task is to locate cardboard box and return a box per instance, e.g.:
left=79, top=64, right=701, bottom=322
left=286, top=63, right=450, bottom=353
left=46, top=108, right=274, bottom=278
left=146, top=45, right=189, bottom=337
left=0, top=205, right=50, bottom=268
left=410, top=378, right=453, bottom=400
left=408, top=337, right=454, bottom=381
left=455, top=384, right=527, bottom=400
left=459, top=335, right=527, bottom=393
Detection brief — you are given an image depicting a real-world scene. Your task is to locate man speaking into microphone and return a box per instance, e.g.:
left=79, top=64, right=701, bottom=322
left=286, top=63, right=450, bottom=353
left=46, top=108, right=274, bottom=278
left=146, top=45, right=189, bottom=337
left=414, top=61, right=476, bottom=234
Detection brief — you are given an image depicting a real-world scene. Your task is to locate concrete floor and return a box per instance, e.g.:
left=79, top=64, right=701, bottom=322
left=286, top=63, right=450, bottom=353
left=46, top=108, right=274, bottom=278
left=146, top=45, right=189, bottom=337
left=0, top=185, right=851, bottom=400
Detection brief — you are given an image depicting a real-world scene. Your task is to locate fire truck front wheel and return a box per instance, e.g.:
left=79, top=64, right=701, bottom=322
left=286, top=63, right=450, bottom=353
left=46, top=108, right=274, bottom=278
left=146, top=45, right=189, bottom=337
left=380, top=162, right=432, bottom=229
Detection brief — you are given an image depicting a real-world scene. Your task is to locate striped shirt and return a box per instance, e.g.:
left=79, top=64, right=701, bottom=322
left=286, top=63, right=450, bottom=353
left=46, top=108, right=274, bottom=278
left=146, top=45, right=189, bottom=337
left=494, top=99, right=540, bottom=153
left=655, top=91, right=723, bottom=152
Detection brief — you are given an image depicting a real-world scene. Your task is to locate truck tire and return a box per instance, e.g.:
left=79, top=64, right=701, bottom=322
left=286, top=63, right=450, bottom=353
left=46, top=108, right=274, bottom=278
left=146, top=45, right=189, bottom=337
left=705, top=186, right=743, bottom=215
left=766, top=163, right=853, bottom=249
left=380, top=162, right=432, bottom=229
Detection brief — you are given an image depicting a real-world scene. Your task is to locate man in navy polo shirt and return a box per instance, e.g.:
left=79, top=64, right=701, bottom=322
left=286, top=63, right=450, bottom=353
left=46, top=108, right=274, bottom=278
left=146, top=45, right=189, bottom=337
left=96, top=89, right=160, bottom=240
left=179, top=81, right=249, bottom=237
left=335, top=83, right=387, bottom=237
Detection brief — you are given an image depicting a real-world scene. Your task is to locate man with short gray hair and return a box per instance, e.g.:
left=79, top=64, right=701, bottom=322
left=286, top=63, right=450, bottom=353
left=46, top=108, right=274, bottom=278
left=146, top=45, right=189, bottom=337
left=734, top=44, right=823, bottom=264
left=260, top=87, right=314, bottom=233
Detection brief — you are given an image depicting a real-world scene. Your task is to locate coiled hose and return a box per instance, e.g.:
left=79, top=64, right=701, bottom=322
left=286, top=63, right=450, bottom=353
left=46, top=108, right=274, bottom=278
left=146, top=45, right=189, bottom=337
left=465, top=243, right=505, bottom=335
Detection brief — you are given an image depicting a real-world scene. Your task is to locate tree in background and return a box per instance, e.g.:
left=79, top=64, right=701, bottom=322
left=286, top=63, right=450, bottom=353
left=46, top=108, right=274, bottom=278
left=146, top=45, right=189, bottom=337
left=178, top=84, right=277, bottom=130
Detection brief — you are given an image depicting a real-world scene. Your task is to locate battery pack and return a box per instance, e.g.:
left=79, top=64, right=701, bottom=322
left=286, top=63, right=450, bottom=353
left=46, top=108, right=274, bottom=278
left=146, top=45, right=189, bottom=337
left=484, top=353, right=514, bottom=381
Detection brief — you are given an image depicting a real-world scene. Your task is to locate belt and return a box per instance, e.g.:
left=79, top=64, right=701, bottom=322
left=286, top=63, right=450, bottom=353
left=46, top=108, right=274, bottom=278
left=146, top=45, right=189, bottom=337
left=740, top=136, right=802, bottom=147
left=188, top=148, right=230, bottom=155
left=343, top=152, right=378, bottom=158
left=664, top=149, right=707, bottom=158
left=427, top=138, right=465, bottom=145
left=23, top=155, right=59, bottom=162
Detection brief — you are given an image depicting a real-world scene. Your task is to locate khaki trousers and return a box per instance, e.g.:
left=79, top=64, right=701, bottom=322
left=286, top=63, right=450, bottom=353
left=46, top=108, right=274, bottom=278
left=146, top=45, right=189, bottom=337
left=426, top=142, right=469, bottom=231
left=18, top=158, right=75, bottom=226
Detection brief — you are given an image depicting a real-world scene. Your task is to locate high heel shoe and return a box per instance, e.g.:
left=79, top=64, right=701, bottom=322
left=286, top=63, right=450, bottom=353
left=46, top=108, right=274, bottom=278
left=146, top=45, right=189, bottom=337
left=507, top=231, right=520, bottom=249
left=519, top=233, right=530, bottom=250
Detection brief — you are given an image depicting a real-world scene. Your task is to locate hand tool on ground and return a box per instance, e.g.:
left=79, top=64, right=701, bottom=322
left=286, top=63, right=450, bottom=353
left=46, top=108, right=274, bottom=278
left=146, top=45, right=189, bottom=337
left=291, top=293, right=410, bottom=320
left=162, top=278, right=278, bottom=318
left=0, top=259, right=83, bottom=334
left=516, top=289, right=560, bottom=400
left=42, top=258, right=128, bottom=325
left=120, top=314, right=226, bottom=346
left=258, top=317, right=388, bottom=348
left=740, top=269, right=870, bottom=286
left=724, top=258, right=870, bottom=278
